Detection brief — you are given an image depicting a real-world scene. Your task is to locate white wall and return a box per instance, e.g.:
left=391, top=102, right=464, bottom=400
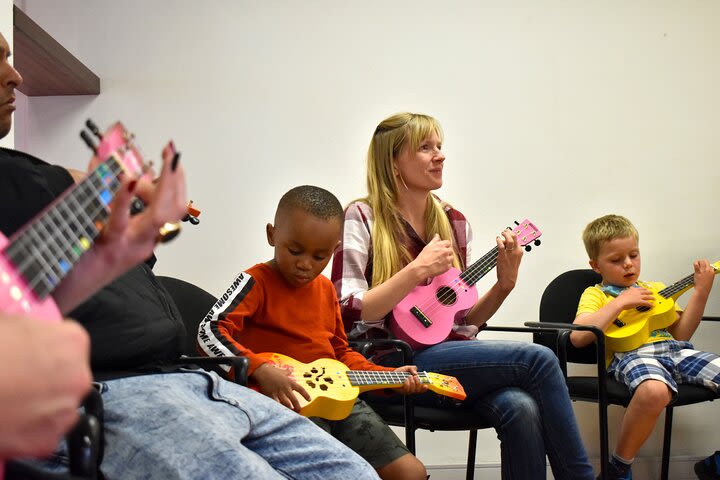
left=0, top=0, right=13, bottom=147
left=14, top=1, right=720, bottom=476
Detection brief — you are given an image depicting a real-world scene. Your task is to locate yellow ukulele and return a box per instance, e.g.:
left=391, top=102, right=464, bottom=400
left=605, top=261, right=720, bottom=354
left=255, top=352, right=467, bottom=420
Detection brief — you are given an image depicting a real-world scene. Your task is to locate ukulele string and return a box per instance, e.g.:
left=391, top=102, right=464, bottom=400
left=409, top=224, right=537, bottom=319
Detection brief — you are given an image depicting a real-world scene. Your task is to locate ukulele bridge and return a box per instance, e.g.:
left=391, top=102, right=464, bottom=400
left=410, top=306, right=433, bottom=328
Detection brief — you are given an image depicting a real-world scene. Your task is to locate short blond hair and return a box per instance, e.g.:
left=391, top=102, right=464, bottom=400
left=582, top=214, right=639, bottom=260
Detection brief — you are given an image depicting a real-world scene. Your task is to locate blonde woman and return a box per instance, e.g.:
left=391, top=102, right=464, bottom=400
left=331, top=112, right=594, bottom=480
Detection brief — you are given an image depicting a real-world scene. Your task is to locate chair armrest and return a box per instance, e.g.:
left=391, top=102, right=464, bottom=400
left=67, top=413, right=101, bottom=479
left=349, top=338, right=414, bottom=364
left=173, top=355, right=249, bottom=385
left=524, top=321, right=609, bottom=403
left=483, top=324, right=574, bottom=335
left=524, top=321, right=604, bottom=339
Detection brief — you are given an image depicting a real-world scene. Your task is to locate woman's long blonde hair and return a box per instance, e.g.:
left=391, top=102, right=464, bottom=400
left=363, top=112, right=461, bottom=287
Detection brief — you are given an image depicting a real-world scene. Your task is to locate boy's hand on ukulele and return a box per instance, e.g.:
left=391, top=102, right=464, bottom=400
left=412, top=234, right=455, bottom=279
left=693, top=259, right=716, bottom=297
left=252, top=363, right=311, bottom=412
left=616, top=287, right=654, bottom=310
left=393, top=365, right=428, bottom=395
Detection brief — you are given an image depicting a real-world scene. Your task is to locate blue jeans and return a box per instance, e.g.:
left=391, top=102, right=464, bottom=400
left=376, top=339, right=594, bottom=480
left=36, top=370, right=379, bottom=479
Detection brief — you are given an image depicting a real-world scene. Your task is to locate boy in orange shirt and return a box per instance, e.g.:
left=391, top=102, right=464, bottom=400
left=198, top=185, right=427, bottom=480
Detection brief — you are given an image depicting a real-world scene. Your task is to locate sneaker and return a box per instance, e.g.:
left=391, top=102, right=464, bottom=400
left=596, top=461, right=632, bottom=480
left=695, top=451, right=720, bottom=480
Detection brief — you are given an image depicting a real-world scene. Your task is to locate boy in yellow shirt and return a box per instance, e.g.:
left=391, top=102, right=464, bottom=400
left=572, top=214, right=717, bottom=480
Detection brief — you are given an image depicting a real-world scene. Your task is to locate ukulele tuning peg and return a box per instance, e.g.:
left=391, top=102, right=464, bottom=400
left=80, top=130, right=98, bottom=154
left=534, top=239, right=541, bottom=246
left=85, top=119, right=101, bottom=138
left=514, top=220, right=520, bottom=225
left=525, top=245, right=532, bottom=252
left=184, top=214, right=200, bottom=225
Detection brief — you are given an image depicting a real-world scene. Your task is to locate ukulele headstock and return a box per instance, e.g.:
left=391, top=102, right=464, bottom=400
left=424, top=372, right=467, bottom=401
left=80, top=119, right=149, bottom=179
left=511, top=219, right=543, bottom=252
left=79, top=119, right=186, bottom=243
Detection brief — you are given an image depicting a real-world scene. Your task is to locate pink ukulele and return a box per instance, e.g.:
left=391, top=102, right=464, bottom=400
left=0, top=120, right=153, bottom=477
left=390, top=219, right=542, bottom=350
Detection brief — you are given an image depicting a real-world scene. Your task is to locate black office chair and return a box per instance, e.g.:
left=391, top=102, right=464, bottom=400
left=350, top=338, right=490, bottom=480
left=351, top=325, right=566, bottom=480
left=156, top=275, right=248, bottom=384
left=6, top=389, right=103, bottom=480
left=526, top=269, right=718, bottom=480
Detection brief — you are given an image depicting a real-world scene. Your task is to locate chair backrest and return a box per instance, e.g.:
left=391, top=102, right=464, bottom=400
left=536, top=269, right=602, bottom=364
left=156, top=276, right=217, bottom=356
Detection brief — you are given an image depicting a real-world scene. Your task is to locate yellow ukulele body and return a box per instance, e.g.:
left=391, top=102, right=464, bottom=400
left=604, top=261, right=720, bottom=355
left=256, top=352, right=467, bottom=421
left=605, top=289, right=679, bottom=353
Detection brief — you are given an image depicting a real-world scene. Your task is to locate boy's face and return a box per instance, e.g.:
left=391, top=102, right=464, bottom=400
left=266, top=207, right=342, bottom=288
left=589, top=235, right=641, bottom=287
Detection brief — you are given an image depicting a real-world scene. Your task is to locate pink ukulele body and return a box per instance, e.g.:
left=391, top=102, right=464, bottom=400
left=390, top=219, right=542, bottom=350
left=0, top=233, right=62, bottom=320
left=391, top=268, right=478, bottom=349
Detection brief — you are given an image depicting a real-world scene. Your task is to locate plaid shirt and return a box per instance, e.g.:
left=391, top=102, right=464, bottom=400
left=330, top=199, right=477, bottom=340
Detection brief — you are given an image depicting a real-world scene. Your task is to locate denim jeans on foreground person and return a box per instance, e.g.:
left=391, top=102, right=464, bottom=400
left=31, top=369, right=380, bottom=480
left=374, top=339, right=594, bottom=480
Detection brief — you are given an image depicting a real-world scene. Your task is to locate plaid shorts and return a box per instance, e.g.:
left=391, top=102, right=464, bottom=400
left=609, top=340, right=720, bottom=398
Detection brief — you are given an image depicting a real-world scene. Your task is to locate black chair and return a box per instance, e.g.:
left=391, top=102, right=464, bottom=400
left=351, top=338, right=489, bottom=480
left=527, top=269, right=718, bottom=480
left=156, top=275, right=249, bottom=384
left=352, top=325, right=566, bottom=480
left=6, top=389, right=103, bottom=480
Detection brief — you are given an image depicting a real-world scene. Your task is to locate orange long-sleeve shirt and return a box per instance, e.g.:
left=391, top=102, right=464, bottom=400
left=197, top=263, right=393, bottom=376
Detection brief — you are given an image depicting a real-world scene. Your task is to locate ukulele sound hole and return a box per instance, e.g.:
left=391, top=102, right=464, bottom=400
left=436, top=286, right=457, bottom=306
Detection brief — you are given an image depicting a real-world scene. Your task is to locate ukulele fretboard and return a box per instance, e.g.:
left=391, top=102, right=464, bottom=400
left=658, top=274, right=695, bottom=299
left=459, top=247, right=499, bottom=286
left=3, top=157, right=125, bottom=300
left=346, top=370, right=431, bottom=386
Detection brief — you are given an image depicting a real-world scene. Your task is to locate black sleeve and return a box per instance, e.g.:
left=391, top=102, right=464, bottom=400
left=0, top=147, right=74, bottom=236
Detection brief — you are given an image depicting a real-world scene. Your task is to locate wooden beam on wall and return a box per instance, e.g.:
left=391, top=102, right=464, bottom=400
left=13, top=5, right=100, bottom=96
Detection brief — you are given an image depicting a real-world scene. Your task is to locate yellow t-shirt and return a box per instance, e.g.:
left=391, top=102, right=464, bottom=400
left=576, top=281, right=681, bottom=346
